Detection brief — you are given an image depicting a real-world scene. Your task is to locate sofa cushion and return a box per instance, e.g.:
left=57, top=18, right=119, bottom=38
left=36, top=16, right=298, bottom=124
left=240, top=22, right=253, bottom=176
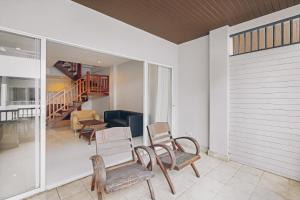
left=111, top=119, right=128, bottom=126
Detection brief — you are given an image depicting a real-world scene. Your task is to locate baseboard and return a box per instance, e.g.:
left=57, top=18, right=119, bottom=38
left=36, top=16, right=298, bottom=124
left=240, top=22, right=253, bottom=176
left=208, top=150, right=229, bottom=161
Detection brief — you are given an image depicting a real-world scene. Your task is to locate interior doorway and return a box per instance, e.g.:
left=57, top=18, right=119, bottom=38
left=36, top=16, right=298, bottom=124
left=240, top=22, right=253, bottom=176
left=45, top=41, right=145, bottom=188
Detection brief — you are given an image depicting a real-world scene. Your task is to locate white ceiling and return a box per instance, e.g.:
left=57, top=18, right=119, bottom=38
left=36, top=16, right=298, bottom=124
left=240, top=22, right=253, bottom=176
left=46, top=41, right=131, bottom=68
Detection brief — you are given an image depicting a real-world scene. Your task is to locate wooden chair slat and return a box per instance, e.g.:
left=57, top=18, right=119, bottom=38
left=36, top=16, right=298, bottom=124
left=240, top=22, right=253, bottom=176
left=96, top=127, right=131, bottom=144
left=148, top=122, right=170, bottom=136
left=98, top=141, right=133, bottom=157
left=153, top=132, right=170, bottom=140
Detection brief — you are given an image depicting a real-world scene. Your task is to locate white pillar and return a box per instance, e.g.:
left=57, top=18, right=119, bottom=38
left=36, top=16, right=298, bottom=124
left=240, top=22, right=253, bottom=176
left=1, top=77, right=7, bottom=106
left=209, top=26, right=230, bottom=160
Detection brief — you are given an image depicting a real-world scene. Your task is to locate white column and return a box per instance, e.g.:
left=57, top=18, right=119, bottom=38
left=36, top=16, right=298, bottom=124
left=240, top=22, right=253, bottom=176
left=209, top=26, right=230, bottom=160
left=109, top=65, right=117, bottom=110
left=1, top=76, right=7, bottom=106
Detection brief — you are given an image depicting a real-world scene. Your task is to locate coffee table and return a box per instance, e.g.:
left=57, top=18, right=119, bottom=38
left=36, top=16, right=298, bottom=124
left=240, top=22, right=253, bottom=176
left=79, top=120, right=106, bottom=144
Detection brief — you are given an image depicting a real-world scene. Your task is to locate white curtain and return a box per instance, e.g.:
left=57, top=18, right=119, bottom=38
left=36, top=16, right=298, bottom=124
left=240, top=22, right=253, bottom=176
left=154, top=66, right=172, bottom=124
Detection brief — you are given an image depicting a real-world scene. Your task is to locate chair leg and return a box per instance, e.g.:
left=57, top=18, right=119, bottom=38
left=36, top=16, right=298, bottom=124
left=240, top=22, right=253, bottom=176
left=97, top=192, right=103, bottom=200
left=191, top=163, right=200, bottom=177
left=157, top=159, right=176, bottom=194
left=147, top=179, right=155, bottom=200
left=91, top=175, right=95, bottom=191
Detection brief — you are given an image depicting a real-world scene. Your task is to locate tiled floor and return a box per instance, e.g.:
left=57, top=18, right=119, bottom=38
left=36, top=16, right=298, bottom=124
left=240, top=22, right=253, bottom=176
left=28, top=153, right=300, bottom=200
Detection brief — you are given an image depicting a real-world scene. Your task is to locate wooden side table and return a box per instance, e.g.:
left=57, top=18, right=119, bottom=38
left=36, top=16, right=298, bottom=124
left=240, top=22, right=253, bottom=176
left=79, top=120, right=106, bottom=144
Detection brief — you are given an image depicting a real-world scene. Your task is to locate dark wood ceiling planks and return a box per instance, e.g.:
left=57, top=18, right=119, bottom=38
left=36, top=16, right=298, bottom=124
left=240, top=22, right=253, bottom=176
left=72, top=0, right=300, bottom=44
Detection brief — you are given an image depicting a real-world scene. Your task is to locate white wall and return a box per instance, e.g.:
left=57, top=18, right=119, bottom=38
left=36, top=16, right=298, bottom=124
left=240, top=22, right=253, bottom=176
left=0, top=0, right=177, bottom=68
left=177, top=36, right=209, bottom=150
left=114, top=60, right=143, bottom=113
left=229, top=43, right=300, bottom=181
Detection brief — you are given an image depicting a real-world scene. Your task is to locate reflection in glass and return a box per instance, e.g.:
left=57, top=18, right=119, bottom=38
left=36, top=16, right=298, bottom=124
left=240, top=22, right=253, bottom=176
left=148, top=64, right=172, bottom=125
left=0, top=30, right=41, bottom=200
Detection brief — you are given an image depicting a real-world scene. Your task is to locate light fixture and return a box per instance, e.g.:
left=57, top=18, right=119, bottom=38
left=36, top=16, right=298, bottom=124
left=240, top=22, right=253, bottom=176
left=0, top=46, right=6, bottom=52
left=16, top=47, right=21, bottom=51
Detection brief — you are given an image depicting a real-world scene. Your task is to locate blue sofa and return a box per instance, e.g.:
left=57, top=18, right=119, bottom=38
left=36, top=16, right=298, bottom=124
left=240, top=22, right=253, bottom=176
left=104, top=110, right=143, bottom=137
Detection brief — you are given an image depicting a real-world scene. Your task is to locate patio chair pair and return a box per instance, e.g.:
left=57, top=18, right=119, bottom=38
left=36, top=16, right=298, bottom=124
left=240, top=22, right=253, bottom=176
left=90, top=122, right=201, bottom=200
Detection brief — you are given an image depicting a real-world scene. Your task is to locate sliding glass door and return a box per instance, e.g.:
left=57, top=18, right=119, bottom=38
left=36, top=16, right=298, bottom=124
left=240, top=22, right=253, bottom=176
left=0, top=30, right=41, bottom=199
left=147, top=64, right=172, bottom=126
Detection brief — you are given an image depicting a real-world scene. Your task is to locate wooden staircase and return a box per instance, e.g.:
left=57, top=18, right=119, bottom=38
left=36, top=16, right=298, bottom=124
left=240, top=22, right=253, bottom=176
left=47, top=67, right=109, bottom=127
left=54, top=61, right=82, bottom=81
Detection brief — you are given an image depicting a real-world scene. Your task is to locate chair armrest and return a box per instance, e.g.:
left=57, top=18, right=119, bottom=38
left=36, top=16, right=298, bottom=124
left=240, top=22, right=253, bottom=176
left=134, top=145, right=156, bottom=170
left=93, top=113, right=100, bottom=121
left=73, top=116, right=79, bottom=125
left=152, top=144, right=176, bottom=170
left=174, top=136, right=200, bottom=155
left=90, top=155, right=106, bottom=192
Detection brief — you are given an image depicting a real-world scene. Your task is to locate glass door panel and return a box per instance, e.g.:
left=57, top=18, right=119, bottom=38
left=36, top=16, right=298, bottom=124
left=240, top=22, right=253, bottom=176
left=0, top=30, right=41, bottom=199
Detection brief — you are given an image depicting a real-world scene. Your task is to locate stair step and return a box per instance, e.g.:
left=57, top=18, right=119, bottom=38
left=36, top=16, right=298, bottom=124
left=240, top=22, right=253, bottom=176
left=68, top=70, right=76, bottom=72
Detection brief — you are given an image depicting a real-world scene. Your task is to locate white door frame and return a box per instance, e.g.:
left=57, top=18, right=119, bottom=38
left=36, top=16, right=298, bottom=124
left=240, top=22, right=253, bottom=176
left=143, top=62, right=175, bottom=146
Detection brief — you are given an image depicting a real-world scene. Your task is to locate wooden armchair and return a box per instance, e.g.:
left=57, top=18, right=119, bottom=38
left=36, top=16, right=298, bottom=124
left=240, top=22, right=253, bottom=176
left=147, top=122, right=201, bottom=194
left=90, top=127, right=156, bottom=200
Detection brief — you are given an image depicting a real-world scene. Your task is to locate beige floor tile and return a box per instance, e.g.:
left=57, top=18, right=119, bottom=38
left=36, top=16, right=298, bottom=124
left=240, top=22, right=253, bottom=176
left=175, top=194, right=190, bottom=200
left=57, top=179, right=86, bottom=199
left=63, top=190, right=92, bottom=200
left=206, top=162, right=238, bottom=184
left=81, top=176, right=92, bottom=191
left=231, top=169, right=261, bottom=185
left=226, top=175, right=257, bottom=195
left=250, top=185, right=289, bottom=200
left=287, top=182, right=300, bottom=200
left=27, top=189, right=60, bottom=200
left=215, top=185, right=252, bottom=200
left=184, top=176, right=224, bottom=200
left=89, top=189, right=128, bottom=200
left=226, top=161, right=243, bottom=170
left=258, top=172, right=289, bottom=197
left=239, top=165, right=263, bottom=177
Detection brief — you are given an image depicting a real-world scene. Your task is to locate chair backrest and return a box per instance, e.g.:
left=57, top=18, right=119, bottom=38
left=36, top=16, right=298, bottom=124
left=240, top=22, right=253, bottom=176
left=95, top=127, right=134, bottom=167
left=147, top=122, right=174, bottom=147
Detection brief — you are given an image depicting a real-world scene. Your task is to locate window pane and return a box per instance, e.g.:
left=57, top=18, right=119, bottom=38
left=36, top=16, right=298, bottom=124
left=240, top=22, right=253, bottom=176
left=292, top=18, right=300, bottom=43
left=274, top=23, right=282, bottom=46
left=283, top=21, right=291, bottom=45
left=251, top=30, right=258, bottom=51
left=245, top=32, right=251, bottom=52
left=259, top=28, right=266, bottom=49
left=239, top=34, right=245, bottom=54
left=266, top=26, right=274, bottom=48
left=233, top=35, right=239, bottom=55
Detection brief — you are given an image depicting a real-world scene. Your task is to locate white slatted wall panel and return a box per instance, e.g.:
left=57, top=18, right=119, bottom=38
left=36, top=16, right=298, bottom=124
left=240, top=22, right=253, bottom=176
left=229, top=44, right=300, bottom=181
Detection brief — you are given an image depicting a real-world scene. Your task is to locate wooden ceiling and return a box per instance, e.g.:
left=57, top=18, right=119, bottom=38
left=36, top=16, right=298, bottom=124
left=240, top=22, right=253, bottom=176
left=72, top=0, right=300, bottom=44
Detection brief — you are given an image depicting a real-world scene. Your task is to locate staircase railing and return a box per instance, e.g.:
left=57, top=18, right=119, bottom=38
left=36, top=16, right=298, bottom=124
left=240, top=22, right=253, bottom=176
left=46, top=71, right=109, bottom=120
left=47, top=78, right=87, bottom=120
left=84, top=72, right=109, bottom=95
